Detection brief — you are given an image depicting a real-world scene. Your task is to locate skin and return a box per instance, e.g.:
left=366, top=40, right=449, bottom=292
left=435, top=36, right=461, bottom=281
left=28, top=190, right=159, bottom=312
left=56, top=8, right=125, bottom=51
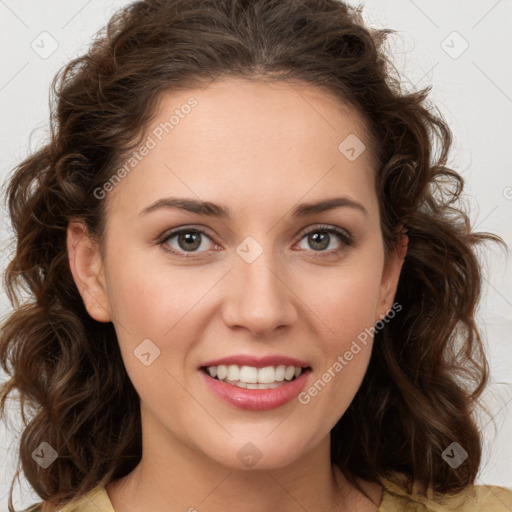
left=67, top=78, right=408, bottom=512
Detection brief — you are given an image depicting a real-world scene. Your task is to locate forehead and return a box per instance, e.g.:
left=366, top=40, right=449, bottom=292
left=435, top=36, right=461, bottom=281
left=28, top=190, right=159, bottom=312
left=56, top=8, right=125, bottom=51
left=105, top=78, right=378, bottom=224
left=150, top=77, right=375, bottom=162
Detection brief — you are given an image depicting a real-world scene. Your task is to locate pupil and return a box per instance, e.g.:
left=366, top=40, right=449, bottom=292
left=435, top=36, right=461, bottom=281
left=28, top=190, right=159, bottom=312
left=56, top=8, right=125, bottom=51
left=310, top=232, right=329, bottom=250
left=179, top=232, right=200, bottom=251
left=177, top=231, right=330, bottom=252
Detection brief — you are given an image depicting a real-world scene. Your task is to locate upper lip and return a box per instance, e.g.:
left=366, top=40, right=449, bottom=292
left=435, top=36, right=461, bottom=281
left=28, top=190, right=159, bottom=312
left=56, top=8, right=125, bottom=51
left=200, top=355, right=311, bottom=369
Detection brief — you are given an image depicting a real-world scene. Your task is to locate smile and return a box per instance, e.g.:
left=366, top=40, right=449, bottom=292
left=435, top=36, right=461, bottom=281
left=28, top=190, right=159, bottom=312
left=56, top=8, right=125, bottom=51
left=203, top=364, right=306, bottom=389
left=200, top=365, right=313, bottom=410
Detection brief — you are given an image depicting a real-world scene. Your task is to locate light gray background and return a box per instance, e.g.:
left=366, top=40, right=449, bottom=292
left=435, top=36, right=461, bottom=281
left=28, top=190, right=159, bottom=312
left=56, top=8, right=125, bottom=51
left=1, top=0, right=511, bottom=509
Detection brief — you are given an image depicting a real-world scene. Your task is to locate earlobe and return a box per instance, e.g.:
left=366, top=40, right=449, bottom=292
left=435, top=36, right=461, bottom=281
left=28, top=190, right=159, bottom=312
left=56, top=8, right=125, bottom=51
left=67, top=220, right=112, bottom=323
left=376, top=225, right=408, bottom=322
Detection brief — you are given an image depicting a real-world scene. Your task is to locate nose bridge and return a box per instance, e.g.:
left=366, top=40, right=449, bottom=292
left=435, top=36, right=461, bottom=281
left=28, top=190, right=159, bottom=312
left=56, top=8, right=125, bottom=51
left=222, top=234, right=297, bottom=334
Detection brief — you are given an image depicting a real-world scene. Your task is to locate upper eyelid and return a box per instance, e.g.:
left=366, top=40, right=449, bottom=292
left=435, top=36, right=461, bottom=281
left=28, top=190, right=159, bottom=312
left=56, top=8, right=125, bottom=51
left=159, top=225, right=216, bottom=243
left=297, top=224, right=350, bottom=238
left=160, top=224, right=351, bottom=248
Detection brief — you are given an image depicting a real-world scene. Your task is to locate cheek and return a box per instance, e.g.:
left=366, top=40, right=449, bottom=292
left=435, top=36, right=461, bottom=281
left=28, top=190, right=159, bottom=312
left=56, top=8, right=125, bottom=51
left=331, top=273, right=382, bottom=339
left=104, top=243, right=214, bottom=337
left=299, top=257, right=384, bottom=344
left=103, top=245, right=225, bottom=388
left=297, top=273, right=380, bottom=423
left=294, top=252, right=383, bottom=405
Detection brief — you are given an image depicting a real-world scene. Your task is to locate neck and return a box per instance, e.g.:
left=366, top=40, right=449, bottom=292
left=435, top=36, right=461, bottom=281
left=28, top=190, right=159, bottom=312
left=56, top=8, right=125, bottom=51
left=106, top=410, right=382, bottom=512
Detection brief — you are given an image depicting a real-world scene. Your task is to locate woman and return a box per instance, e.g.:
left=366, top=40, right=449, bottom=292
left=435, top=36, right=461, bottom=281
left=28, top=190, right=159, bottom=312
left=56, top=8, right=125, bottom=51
left=1, top=0, right=511, bottom=511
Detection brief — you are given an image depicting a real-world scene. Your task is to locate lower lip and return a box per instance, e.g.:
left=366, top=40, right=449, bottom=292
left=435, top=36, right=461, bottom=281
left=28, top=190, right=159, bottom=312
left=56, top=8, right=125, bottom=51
left=200, top=369, right=311, bottom=411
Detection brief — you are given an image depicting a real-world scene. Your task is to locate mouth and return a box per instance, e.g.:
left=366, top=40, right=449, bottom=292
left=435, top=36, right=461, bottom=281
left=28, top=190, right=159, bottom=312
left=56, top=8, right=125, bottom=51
left=199, top=363, right=313, bottom=410
left=200, top=364, right=313, bottom=389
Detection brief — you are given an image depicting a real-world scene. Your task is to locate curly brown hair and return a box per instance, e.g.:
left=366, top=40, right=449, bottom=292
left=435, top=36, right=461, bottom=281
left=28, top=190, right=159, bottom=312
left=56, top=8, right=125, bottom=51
left=0, top=0, right=506, bottom=511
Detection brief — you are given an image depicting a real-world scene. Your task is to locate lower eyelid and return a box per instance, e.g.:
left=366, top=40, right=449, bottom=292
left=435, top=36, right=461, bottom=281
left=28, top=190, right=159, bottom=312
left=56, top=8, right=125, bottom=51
left=160, top=229, right=215, bottom=252
left=159, top=226, right=352, bottom=256
left=296, top=228, right=351, bottom=250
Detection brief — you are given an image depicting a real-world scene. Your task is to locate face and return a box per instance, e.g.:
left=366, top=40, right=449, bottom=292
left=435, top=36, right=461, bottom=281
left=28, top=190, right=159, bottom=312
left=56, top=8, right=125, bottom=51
left=68, top=78, right=406, bottom=472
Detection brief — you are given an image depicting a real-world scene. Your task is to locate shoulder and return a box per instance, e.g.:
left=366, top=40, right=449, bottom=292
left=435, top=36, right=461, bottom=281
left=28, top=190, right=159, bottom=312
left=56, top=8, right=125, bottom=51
left=378, top=473, right=512, bottom=511
left=17, top=485, right=114, bottom=512
left=435, top=485, right=512, bottom=511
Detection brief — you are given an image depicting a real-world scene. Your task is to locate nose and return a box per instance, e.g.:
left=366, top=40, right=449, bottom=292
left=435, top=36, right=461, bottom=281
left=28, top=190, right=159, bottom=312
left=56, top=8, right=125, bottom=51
left=221, top=247, right=298, bottom=337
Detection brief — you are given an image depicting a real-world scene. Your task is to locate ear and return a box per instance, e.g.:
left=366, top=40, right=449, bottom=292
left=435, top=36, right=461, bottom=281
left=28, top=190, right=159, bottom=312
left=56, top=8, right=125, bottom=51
left=67, top=220, right=112, bottom=323
left=375, top=225, right=408, bottom=323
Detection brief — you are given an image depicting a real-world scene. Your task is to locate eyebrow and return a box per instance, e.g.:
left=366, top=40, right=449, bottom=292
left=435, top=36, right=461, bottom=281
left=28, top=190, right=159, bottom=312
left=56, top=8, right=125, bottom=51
left=139, top=195, right=368, bottom=218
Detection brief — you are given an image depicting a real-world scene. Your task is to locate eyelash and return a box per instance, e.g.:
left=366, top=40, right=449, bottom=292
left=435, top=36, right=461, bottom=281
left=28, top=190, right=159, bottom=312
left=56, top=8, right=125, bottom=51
left=157, top=224, right=353, bottom=259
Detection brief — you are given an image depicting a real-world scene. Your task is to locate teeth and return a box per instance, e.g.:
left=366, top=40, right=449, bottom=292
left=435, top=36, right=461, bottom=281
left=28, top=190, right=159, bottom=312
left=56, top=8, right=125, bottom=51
left=227, top=365, right=239, bottom=381
left=274, top=365, right=286, bottom=382
left=217, top=365, right=227, bottom=380
left=258, top=366, right=276, bottom=383
left=240, top=365, right=258, bottom=383
left=284, top=366, right=295, bottom=380
left=205, top=364, right=305, bottom=385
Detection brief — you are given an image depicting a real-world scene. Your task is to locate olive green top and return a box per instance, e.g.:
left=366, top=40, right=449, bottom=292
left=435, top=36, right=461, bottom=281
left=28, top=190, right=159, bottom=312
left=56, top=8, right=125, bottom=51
left=23, top=474, right=512, bottom=511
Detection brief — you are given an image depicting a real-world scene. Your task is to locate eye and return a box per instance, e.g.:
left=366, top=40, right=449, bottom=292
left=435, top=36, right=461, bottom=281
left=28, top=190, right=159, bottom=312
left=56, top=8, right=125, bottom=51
left=295, top=225, right=352, bottom=254
left=157, top=224, right=352, bottom=259
left=159, top=227, right=216, bottom=258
